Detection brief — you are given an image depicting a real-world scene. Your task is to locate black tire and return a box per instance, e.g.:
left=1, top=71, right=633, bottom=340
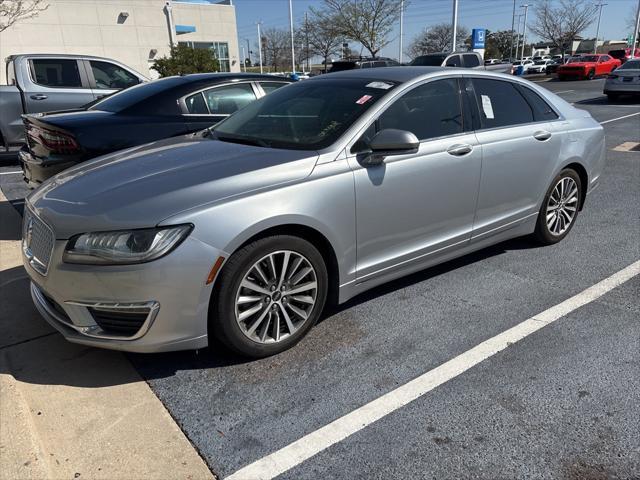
left=587, top=69, right=595, bottom=80
left=607, top=93, right=620, bottom=102
left=209, top=235, right=328, bottom=358
left=534, top=169, right=582, bottom=245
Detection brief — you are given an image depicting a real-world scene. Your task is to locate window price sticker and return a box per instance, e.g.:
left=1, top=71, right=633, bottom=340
left=366, top=81, right=393, bottom=90
left=481, top=94, right=495, bottom=119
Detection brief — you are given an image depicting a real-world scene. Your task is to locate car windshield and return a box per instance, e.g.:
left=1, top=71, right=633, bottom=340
left=212, top=78, right=398, bottom=150
left=534, top=60, right=547, bottom=65
left=411, top=55, right=446, bottom=66
left=580, top=55, right=599, bottom=62
left=618, top=60, right=640, bottom=70
left=89, top=77, right=180, bottom=112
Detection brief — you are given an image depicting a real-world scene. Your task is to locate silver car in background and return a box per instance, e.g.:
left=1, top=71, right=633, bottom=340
left=604, top=59, right=640, bottom=100
left=23, top=67, right=605, bottom=357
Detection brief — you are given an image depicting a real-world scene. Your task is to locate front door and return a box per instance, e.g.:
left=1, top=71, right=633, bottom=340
left=349, top=78, right=482, bottom=282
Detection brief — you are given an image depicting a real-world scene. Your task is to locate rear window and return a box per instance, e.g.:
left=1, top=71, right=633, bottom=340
left=90, top=77, right=182, bottom=114
left=7, top=60, right=16, bottom=86
left=410, top=55, right=446, bottom=66
left=31, top=59, right=82, bottom=88
left=618, top=60, right=640, bottom=70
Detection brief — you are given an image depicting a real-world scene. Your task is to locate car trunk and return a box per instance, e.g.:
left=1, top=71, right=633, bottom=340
left=23, top=114, right=83, bottom=161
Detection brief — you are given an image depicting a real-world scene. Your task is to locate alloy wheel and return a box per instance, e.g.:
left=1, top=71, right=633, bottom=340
left=234, top=250, right=318, bottom=344
left=546, top=177, right=579, bottom=236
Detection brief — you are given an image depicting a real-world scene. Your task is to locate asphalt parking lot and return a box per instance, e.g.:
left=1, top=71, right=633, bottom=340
left=1, top=76, right=639, bottom=479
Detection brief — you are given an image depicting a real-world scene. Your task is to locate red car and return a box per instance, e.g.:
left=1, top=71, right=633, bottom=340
left=557, top=54, right=621, bottom=80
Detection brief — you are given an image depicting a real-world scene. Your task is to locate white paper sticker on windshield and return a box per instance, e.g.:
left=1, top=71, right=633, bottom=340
left=481, top=95, right=495, bottom=119
left=366, top=81, right=393, bottom=90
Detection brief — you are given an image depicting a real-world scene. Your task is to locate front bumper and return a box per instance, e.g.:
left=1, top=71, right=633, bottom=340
left=19, top=148, right=79, bottom=189
left=24, top=233, right=224, bottom=353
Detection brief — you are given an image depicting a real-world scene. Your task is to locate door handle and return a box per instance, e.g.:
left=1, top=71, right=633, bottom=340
left=533, top=130, right=552, bottom=141
left=30, top=94, right=48, bottom=100
left=447, top=144, right=472, bottom=156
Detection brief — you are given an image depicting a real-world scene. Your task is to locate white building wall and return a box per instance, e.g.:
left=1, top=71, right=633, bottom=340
left=0, top=0, right=240, bottom=83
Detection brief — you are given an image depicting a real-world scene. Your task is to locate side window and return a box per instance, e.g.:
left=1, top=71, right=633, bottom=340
left=185, top=92, right=209, bottom=114
left=90, top=61, right=140, bottom=89
left=471, top=78, right=534, bottom=129
left=377, top=78, right=463, bottom=140
left=31, top=59, right=82, bottom=88
left=516, top=85, right=559, bottom=121
left=463, top=54, right=480, bottom=68
left=373, top=61, right=387, bottom=68
left=259, top=81, right=288, bottom=94
left=445, top=55, right=461, bottom=67
left=203, top=83, right=256, bottom=115
left=360, top=62, right=372, bottom=69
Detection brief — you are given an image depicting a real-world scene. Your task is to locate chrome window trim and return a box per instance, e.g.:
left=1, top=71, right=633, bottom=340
left=179, top=80, right=261, bottom=116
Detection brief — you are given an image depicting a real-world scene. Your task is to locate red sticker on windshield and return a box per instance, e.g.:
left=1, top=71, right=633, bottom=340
left=356, top=95, right=373, bottom=105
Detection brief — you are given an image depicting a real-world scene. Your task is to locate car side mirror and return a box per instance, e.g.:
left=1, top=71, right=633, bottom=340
left=361, top=129, right=420, bottom=166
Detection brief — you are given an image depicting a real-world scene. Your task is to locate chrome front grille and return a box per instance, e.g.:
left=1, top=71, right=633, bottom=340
left=23, top=207, right=55, bottom=275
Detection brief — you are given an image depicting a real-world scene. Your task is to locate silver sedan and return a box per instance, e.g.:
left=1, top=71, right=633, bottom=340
left=23, top=67, right=605, bottom=357
left=604, top=59, right=640, bottom=100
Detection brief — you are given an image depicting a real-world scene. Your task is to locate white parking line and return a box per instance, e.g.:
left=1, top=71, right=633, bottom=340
left=0, top=171, right=21, bottom=175
left=600, top=112, right=640, bottom=124
left=226, top=260, right=640, bottom=480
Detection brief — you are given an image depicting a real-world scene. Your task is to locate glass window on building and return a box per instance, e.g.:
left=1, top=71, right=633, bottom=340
left=178, top=41, right=231, bottom=72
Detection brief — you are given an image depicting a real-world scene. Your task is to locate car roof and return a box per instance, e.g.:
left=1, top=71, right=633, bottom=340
left=7, top=53, right=135, bottom=62
left=314, top=66, right=446, bottom=83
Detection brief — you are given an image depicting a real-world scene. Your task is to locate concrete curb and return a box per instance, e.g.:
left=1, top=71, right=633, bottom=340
left=0, top=190, right=215, bottom=480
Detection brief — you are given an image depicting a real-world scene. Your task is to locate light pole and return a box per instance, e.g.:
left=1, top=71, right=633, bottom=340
left=509, top=0, right=517, bottom=60
left=288, top=0, right=295, bottom=74
left=631, top=0, right=640, bottom=58
left=245, top=38, right=251, bottom=66
left=514, top=14, right=523, bottom=59
left=593, top=2, right=607, bottom=54
left=520, top=4, right=530, bottom=60
left=256, top=21, right=263, bottom=74
left=451, top=0, right=459, bottom=53
left=399, top=0, right=404, bottom=63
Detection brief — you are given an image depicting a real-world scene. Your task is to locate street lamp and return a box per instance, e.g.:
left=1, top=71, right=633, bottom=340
left=593, top=2, right=608, bottom=54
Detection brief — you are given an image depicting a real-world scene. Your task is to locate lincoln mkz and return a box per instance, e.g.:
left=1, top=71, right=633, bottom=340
left=23, top=68, right=605, bottom=357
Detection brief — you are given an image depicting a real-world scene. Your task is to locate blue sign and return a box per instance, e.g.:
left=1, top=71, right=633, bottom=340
left=472, top=29, right=486, bottom=49
left=175, top=25, right=196, bottom=34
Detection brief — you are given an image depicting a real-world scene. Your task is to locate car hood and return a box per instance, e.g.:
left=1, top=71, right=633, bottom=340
left=27, top=134, right=320, bottom=238
left=560, top=62, right=593, bottom=67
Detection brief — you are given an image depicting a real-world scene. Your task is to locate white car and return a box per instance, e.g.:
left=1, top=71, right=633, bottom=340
left=528, top=59, right=553, bottom=74
left=511, top=59, right=534, bottom=75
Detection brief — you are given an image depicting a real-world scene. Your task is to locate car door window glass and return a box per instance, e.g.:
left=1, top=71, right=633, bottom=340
left=31, top=59, right=82, bottom=88
left=462, top=54, right=480, bottom=68
left=515, top=85, right=559, bottom=121
left=185, top=92, right=209, bottom=114
left=445, top=55, right=461, bottom=67
left=373, top=61, right=387, bottom=68
left=259, top=81, right=288, bottom=94
left=471, top=78, right=534, bottom=129
left=90, top=61, right=139, bottom=89
left=203, top=83, right=256, bottom=115
left=377, top=79, right=463, bottom=140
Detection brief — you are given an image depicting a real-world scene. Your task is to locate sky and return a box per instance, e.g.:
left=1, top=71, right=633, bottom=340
left=185, top=0, right=640, bottom=60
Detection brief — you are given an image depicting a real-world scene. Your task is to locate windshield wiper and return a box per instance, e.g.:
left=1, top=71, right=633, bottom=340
left=214, top=134, right=271, bottom=148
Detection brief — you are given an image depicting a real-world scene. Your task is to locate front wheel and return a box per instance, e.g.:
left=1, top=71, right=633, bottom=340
left=210, top=235, right=328, bottom=358
left=587, top=69, right=595, bottom=80
left=607, top=93, right=620, bottom=101
left=534, top=169, right=582, bottom=245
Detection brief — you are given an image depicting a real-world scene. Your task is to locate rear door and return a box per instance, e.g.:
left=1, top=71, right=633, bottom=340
left=466, top=77, right=563, bottom=240
left=24, top=58, right=94, bottom=113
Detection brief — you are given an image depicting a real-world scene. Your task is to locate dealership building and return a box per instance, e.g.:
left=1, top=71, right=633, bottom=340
left=0, top=0, right=241, bottom=83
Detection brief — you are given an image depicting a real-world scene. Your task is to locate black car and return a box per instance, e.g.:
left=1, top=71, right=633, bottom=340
left=545, top=59, right=566, bottom=74
left=19, top=73, right=292, bottom=187
left=328, top=57, right=400, bottom=73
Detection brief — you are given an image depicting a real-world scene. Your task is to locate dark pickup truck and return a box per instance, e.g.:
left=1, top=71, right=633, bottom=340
left=0, top=54, right=147, bottom=152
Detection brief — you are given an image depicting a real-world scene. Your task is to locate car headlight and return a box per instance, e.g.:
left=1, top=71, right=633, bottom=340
left=63, top=225, right=192, bottom=265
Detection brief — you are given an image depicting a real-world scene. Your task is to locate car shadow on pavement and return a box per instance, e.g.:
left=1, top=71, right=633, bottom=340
left=129, top=235, right=543, bottom=382
left=0, top=200, right=22, bottom=240
left=575, top=96, right=640, bottom=106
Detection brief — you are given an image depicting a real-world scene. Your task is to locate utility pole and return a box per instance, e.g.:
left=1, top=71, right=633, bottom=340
left=593, top=2, right=607, bottom=54
left=520, top=4, right=530, bottom=60
left=514, top=14, right=523, bottom=59
left=256, top=21, right=263, bottom=74
left=305, top=11, right=310, bottom=72
left=399, top=0, right=404, bottom=63
left=289, top=0, right=295, bottom=74
left=451, top=0, right=459, bottom=53
left=245, top=38, right=251, bottom=66
left=241, top=46, right=246, bottom=72
left=509, top=0, right=516, bottom=60
left=631, top=0, right=640, bottom=57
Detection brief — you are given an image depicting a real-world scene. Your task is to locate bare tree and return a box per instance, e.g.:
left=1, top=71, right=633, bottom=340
left=321, top=0, right=403, bottom=58
left=406, top=23, right=469, bottom=59
left=0, top=0, right=48, bottom=33
left=303, top=10, right=345, bottom=71
left=258, top=27, right=289, bottom=71
left=529, top=0, right=597, bottom=56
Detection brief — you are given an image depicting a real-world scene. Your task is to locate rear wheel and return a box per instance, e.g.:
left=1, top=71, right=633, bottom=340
left=534, top=169, right=582, bottom=245
left=210, top=235, right=328, bottom=358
